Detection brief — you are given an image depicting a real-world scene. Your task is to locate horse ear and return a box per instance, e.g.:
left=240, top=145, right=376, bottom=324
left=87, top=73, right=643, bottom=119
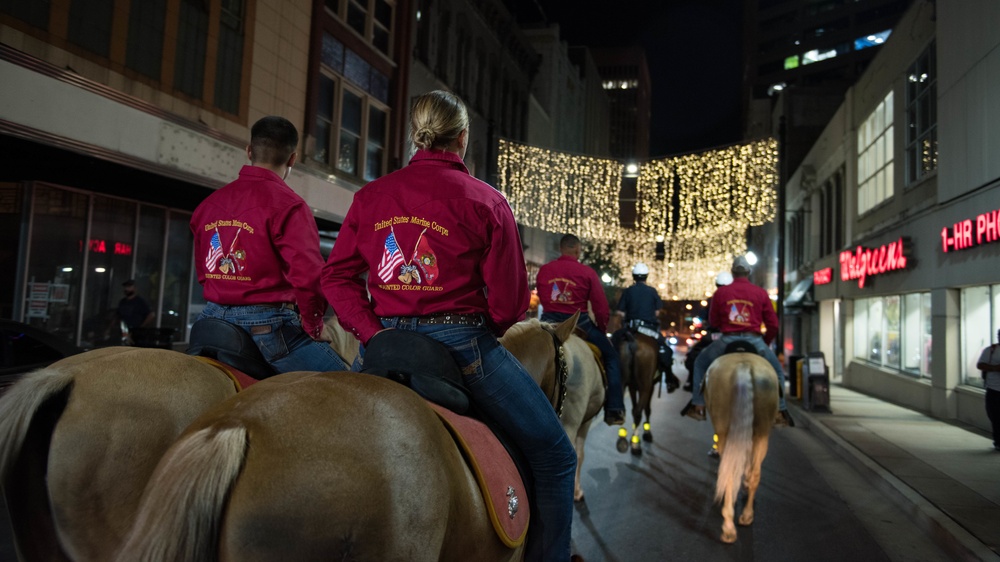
left=554, top=311, right=579, bottom=343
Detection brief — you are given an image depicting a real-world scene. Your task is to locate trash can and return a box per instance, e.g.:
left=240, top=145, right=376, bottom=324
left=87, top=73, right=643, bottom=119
left=803, top=351, right=831, bottom=412
left=788, top=354, right=803, bottom=397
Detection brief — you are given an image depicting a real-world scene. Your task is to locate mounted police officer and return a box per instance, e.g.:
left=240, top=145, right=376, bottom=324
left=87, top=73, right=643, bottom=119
left=615, top=263, right=676, bottom=390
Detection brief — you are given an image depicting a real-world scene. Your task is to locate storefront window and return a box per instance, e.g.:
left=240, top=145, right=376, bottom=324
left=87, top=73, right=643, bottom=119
left=867, top=298, right=883, bottom=363
left=854, top=297, right=868, bottom=360
left=135, top=205, right=167, bottom=313
left=19, top=184, right=195, bottom=347
left=84, top=196, right=138, bottom=347
left=854, top=293, right=931, bottom=378
left=160, top=211, right=193, bottom=339
left=962, top=285, right=993, bottom=388
left=900, top=292, right=932, bottom=377
left=884, top=295, right=900, bottom=369
left=25, top=185, right=89, bottom=346
left=0, top=183, right=25, bottom=318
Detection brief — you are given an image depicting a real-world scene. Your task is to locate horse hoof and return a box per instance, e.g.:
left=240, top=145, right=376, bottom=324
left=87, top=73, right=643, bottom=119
left=738, top=514, right=754, bottom=526
left=721, top=530, right=737, bottom=544
left=574, top=493, right=585, bottom=503
left=630, top=444, right=642, bottom=456
left=642, top=432, right=653, bottom=443
left=616, top=437, right=629, bottom=453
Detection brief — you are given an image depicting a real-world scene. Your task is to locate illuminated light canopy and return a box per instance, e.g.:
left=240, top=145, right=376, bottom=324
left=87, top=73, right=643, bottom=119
left=497, top=138, right=778, bottom=299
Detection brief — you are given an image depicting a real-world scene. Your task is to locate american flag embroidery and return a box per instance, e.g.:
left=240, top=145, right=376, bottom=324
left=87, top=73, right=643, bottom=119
left=205, top=230, right=223, bottom=272
left=378, top=231, right=405, bottom=282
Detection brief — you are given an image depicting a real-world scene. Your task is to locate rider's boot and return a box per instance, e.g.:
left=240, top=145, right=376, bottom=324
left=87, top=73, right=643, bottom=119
left=659, top=353, right=678, bottom=392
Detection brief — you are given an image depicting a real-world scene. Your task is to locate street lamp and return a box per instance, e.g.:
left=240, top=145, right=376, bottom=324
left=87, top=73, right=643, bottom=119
left=745, top=251, right=758, bottom=266
left=601, top=272, right=612, bottom=284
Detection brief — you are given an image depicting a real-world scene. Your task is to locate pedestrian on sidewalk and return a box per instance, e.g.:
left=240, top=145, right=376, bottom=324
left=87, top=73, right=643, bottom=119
left=976, top=328, right=1000, bottom=451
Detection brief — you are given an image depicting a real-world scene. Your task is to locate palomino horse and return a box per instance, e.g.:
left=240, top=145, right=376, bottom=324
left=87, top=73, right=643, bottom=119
left=501, top=315, right=605, bottom=502
left=612, top=329, right=659, bottom=455
left=323, top=315, right=360, bottom=366
left=116, top=315, right=587, bottom=561
left=0, top=346, right=237, bottom=561
left=704, top=350, right=779, bottom=544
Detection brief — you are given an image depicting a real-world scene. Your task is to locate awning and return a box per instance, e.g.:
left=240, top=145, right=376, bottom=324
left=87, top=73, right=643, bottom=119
left=784, top=278, right=815, bottom=311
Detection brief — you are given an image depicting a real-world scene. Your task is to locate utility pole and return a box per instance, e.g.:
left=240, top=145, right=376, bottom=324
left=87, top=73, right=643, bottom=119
left=777, top=116, right=787, bottom=343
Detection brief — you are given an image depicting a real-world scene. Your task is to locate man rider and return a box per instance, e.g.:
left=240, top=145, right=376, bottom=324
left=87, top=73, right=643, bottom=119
left=538, top=234, right=626, bottom=425
left=683, top=255, right=794, bottom=427
left=683, top=271, right=732, bottom=391
left=615, top=262, right=676, bottom=390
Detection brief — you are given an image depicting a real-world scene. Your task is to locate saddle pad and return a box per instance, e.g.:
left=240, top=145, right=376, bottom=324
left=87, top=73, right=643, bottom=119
left=193, top=356, right=259, bottom=392
left=427, top=402, right=529, bottom=548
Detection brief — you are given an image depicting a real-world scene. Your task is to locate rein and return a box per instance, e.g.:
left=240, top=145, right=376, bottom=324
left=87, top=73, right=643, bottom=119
left=543, top=326, right=569, bottom=417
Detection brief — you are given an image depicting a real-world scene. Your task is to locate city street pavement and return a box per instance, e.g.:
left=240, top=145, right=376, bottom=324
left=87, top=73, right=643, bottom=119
left=790, top=384, right=999, bottom=561
left=568, top=352, right=999, bottom=562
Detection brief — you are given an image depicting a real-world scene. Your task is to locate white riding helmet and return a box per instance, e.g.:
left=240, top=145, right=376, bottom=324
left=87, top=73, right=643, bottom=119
left=632, top=262, right=650, bottom=276
left=715, top=271, right=733, bottom=286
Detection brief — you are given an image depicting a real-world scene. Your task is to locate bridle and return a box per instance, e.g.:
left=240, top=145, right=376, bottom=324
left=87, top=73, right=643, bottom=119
left=542, top=325, right=569, bottom=417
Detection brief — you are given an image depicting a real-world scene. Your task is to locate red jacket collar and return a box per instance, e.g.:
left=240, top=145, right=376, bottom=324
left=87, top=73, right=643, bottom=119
left=409, top=149, right=470, bottom=174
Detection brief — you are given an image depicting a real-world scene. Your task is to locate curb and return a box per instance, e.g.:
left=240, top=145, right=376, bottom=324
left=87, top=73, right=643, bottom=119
left=789, top=402, right=999, bottom=562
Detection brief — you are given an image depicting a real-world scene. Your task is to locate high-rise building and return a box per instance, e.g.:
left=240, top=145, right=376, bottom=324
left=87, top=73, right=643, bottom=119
left=590, top=46, right=651, bottom=161
left=590, top=47, right=650, bottom=228
left=743, top=0, right=914, bottom=173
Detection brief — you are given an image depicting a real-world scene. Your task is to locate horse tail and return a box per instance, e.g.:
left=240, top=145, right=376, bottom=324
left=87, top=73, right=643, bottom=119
left=116, top=425, right=247, bottom=562
left=0, top=367, right=75, bottom=480
left=714, top=363, right=754, bottom=504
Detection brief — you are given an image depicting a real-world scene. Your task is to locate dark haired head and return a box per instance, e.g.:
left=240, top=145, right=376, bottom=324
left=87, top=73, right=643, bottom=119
left=559, top=234, right=581, bottom=251
left=249, top=116, right=298, bottom=167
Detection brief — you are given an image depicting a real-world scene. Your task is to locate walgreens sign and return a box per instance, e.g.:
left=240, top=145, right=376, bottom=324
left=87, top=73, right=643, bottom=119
left=839, top=238, right=909, bottom=288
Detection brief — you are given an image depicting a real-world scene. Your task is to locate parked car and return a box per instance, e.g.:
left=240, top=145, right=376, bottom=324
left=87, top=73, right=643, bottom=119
left=0, top=319, right=84, bottom=393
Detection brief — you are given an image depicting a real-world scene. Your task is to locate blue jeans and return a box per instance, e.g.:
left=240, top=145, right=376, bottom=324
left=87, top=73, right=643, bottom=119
left=541, top=312, right=625, bottom=413
left=691, top=333, right=787, bottom=410
left=369, top=318, right=577, bottom=562
left=200, top=303, right=349, bottom=373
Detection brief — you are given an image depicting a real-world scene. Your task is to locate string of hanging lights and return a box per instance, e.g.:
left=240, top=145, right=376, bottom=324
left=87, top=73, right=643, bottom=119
left=496, top=138, right=778, bottom=299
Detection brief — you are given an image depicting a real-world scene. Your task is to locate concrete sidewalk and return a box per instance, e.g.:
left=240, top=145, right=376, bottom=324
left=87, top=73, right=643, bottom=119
left=789, top=384, right=999, bottom=561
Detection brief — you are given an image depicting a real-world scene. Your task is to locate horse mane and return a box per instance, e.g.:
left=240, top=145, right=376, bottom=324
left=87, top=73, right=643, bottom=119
left=501, top=318, right=545, bottom=340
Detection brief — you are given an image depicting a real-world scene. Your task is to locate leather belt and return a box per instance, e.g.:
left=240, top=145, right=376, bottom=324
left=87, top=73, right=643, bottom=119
left=381, top=313, right=485, bottom=326
left=726, top=331, right=761, bottom=338
left=261, top=302, right=297, bottom=311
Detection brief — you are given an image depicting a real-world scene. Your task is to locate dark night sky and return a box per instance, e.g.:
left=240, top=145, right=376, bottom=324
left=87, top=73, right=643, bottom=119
left=508, top=0, right=745, bottom=158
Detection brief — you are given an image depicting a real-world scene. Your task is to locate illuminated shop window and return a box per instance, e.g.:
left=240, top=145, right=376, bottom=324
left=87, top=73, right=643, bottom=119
left=784, top=55, right=799, bottom=70
left=961, top=285, right=1000, bottom=388
left=854, top=292, right=931, bottom=378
